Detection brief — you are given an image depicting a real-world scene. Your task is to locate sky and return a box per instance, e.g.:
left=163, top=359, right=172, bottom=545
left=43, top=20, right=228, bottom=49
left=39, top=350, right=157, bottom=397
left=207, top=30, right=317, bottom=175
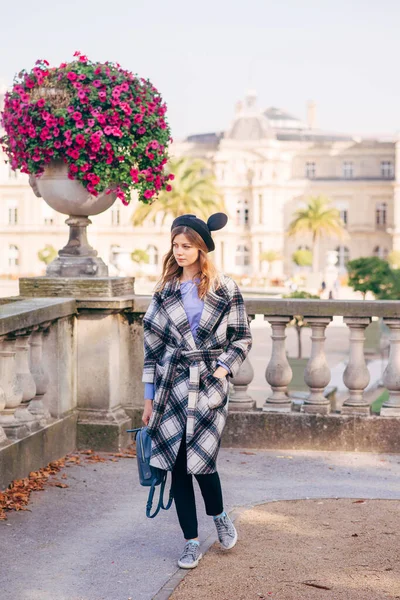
left=1, top=0, right=399, bottom=140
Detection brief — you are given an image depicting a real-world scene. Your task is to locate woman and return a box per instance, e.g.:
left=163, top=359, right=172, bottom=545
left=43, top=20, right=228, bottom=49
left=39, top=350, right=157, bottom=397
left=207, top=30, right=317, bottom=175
left=141, top=212, right=252, bottom=569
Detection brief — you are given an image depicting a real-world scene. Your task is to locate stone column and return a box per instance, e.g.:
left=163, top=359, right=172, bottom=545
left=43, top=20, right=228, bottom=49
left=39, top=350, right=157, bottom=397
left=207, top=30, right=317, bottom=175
left=381, top=318, right=400, bottom=416
left=0, top=372, right=7, bottom=445
left=29, top=325, right=51, bottom=423
left=303, top=318, right=332, bottom=414
left=13, top=331, right=39, bottom=431
left=263, top=316, right=292, bottom=412
left=76, top=309, right=131, bottom=451
left=341, top=318, right=371, bottom=415
left=229, top=317, right=255, bottom=410
left=0, top=336, right=26, bottom=439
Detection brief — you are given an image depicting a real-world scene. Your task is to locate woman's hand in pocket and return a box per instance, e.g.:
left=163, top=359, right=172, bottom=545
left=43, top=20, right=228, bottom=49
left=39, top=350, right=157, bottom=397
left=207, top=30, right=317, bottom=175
left=142, top=399, right=153, bottom=426
left=212, top=365, right=229, bottom=379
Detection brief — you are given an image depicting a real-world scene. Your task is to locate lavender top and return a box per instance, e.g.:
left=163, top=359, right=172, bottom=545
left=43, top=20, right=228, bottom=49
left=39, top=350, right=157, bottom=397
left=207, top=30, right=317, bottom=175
left=144, top=279, right=229, bottom=399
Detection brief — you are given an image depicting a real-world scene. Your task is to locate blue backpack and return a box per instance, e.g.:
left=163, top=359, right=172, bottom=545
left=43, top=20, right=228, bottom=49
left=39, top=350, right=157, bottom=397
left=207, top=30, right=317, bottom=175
left=127, top=427, right=173, bottom=518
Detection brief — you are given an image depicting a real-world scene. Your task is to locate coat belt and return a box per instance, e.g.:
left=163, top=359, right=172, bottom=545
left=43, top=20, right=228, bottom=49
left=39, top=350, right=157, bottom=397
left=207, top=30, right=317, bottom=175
left=147, top=347, right=223, bottom=439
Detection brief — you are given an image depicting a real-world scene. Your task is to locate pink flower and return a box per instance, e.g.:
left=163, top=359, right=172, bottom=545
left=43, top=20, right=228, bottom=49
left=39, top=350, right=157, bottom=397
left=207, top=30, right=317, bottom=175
left=168, top=174, right=175, bottom=180
left=104, top=126, right=113, bottom=135
left=36, top=99, right=46, bottom=109
left=143, top=189, right=154, bottom=199
left=120, top=82, right=129, bottom=92
left=67, top=72, right=77, bottom=81
left=79, top=55, right=88, bottom=63
left=137, top=126, right=146, bottom=135
left=67, top=106, right=75, bottom=114
left=134, top=114, right=143, bottom=124
left=42, top=112, right=50, bottom=121
left=53, top=127, right=60, bottom=137
left=54, top=141, right=62, bottom=149
left=80, top=163, right=90, bottom=172
left=92, top=80, right=102, bottom=88
left=59, top=62, right=67, bottom=68
left=78, top=90, right=87, bottom=100
left=98, top=91, right=107, bottom=102
left=150, top=140, right=159, bottom=150
left=147, top=152, right=154, bottom=160
left=166, top=184, right=172, bottom=192
left=75, top=134, right=85, bottom=147
left=58, top=117, right=66, bottom=126
left=76, top=121, right=85, bottom=129
left=87, top=119, right=95, bottom=127
left=69, top=164, right=78, bottom=173
left=78, top=74, right=86, bottom=81
left=72, top=111, right=82, bottom=121
left=73, top=51, right=81, bottom=57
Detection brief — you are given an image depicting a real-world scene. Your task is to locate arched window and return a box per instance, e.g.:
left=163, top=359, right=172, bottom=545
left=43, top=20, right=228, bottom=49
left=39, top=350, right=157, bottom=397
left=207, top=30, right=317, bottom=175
left=147, top=245, right=159, bottom=266
left=235, top=244, right=250, bottom=267
left=236, top=199, right=249, bottom=227
left=335, top=245, right=350, bottom=269
left=376, top=202, right=387, bottom=227
left=373, top=246, right=388, bottom=259
left=8, top=245, right=19, bottom=268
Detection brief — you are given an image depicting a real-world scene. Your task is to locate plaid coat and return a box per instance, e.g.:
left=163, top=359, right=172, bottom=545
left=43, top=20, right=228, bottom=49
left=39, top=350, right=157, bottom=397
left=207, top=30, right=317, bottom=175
left=142, top=274, right=252, bottom=475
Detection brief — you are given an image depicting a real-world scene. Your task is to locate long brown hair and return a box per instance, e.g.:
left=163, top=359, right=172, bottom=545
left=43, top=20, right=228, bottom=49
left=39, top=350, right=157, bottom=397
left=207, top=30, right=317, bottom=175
left=155, top=226, right=221, bottom=299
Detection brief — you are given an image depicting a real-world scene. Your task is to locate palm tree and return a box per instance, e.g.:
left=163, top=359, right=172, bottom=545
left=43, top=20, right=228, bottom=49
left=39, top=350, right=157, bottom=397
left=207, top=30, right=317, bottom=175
left=131, top=157, right=224, bottom=226
left=287, top=196, right=347, bottom=273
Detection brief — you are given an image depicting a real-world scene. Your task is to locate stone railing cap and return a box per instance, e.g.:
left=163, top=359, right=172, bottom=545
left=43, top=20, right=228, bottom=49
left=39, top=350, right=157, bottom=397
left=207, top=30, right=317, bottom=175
left=0, top=298, right=77, bottom=336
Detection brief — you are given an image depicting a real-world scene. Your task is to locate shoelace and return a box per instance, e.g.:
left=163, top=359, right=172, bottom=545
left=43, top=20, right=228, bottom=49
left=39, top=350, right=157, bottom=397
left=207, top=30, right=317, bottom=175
left=181, top=542, right=199, bottom=562
left=215, top=515, right=234, bottom=538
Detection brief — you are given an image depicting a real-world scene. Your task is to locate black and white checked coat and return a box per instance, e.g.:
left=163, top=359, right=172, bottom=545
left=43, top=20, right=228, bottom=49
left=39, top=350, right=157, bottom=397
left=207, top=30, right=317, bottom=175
left=142, top=274, right=252, bottom=475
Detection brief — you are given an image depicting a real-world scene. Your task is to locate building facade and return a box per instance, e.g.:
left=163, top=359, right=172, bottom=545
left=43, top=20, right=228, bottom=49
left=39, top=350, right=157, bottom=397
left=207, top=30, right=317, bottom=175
left=0, top=91, right=399, bottom=282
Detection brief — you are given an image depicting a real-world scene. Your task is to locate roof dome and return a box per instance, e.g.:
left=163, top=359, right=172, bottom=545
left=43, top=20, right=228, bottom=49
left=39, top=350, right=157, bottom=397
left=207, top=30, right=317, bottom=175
left=226, top=91, right=274, bottom=141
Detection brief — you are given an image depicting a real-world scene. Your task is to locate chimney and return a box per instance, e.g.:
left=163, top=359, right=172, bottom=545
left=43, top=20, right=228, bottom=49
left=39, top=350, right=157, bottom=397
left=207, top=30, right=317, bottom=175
left=307, top=100, right=316, bottom=129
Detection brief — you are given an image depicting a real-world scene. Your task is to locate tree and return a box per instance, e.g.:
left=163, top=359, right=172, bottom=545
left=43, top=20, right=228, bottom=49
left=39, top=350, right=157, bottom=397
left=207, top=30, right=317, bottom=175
left=131, top=157, right=224, bottom=226
left=131, top=249, right=149, bottom=267
left=292, top=249, right=313, bottom=267
left=260, top=250, right=281, bottom=271
left=388, top=250, right=400, bottom=270
left=287, top=196, right=346, bottom=273
left=347, top=256, right=392, bottom=299
left=38, top=245, right=57, bottom=265
left=283, top=291, right=319, bottom=359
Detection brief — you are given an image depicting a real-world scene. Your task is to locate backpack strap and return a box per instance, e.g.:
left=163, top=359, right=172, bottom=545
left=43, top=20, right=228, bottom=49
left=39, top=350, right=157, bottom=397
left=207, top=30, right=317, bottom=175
left=146, top=472, right=174, bottom=519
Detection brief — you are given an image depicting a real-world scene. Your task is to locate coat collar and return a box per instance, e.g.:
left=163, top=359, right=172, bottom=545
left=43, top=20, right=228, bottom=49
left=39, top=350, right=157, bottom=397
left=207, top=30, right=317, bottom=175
left=160, top=277, right=230, bottom=349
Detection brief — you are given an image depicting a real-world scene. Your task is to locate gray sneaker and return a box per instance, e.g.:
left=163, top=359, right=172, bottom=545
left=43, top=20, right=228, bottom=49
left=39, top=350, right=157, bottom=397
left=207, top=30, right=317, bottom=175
left=177, top=541, right=202, bottom=569
left=214, top=513, right=238, bottom=550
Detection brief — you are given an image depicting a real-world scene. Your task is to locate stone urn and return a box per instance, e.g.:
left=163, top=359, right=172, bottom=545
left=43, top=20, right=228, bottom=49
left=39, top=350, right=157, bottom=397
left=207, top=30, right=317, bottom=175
left=29, top=161, right=117, bottom=277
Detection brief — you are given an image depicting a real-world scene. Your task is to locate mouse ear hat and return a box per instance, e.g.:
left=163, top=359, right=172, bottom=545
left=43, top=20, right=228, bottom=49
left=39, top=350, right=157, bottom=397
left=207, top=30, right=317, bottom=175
left=171, top=212, right=228, bottom=252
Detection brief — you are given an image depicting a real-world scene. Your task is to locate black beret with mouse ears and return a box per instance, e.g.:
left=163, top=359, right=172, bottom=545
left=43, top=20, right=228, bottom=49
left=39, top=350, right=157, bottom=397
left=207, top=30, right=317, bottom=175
left=171, top=212, right=228, bottom=252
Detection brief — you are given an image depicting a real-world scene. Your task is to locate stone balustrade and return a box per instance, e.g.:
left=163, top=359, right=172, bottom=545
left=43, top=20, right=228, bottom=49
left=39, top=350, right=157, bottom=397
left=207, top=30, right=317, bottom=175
left=0, top=298, right=76, bottom=443
left=130, top=297, right=400, bottom=418
left=1, top=293, right=400, bottom=488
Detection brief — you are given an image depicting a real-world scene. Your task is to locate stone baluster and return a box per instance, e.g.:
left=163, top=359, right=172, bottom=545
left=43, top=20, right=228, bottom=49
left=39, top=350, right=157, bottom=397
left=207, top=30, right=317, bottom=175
left=0, top=336, right=26, bottom=439
left=263, top=316, right=292, bottom=412
left=341, top=318, right=371, bottom=415
left=29, top=325, right=51, bottom=422
left=13, top=330, right=39, bottom=431
left=303, top=318, right=332, bottom=414
left=381, top=318, right=400, bottom=416
left=229, top=316, right=255, bottom=410
left=0, top=363, right=7, bottom=444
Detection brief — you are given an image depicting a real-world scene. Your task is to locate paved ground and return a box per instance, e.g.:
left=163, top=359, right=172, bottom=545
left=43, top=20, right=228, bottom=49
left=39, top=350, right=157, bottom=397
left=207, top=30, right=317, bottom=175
left=1, top=448, right=400, bottom=600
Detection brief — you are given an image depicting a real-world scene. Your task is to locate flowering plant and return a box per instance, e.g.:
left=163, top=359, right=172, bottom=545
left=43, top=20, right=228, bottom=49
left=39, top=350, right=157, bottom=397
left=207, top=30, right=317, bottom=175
left=0, top=52, right=173, bottom=204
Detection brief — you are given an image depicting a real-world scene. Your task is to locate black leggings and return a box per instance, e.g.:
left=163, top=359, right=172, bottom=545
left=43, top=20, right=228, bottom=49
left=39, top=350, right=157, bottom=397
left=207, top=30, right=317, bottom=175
left=171, top=434, right=224, bottom=540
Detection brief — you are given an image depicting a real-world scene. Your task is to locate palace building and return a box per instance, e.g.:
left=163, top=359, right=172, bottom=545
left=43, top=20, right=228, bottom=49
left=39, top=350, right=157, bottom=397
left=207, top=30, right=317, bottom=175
left=0, top=90, right=398, bottom=282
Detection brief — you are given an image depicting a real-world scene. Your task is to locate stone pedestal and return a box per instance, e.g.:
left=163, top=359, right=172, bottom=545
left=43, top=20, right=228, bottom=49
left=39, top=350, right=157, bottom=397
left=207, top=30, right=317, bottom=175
left=20, top=276, right=136, bottom=451
left=19, top=276, right=134, bottom=298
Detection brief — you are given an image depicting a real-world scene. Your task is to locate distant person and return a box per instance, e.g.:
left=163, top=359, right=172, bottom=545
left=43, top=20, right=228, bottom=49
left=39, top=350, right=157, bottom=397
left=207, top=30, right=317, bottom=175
left=141, top=213, right=252, bottom=569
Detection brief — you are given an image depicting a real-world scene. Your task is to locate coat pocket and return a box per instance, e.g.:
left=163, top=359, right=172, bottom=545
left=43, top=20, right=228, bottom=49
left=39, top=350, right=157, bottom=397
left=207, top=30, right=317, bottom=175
left=207, top=374, right=229, bottom=409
